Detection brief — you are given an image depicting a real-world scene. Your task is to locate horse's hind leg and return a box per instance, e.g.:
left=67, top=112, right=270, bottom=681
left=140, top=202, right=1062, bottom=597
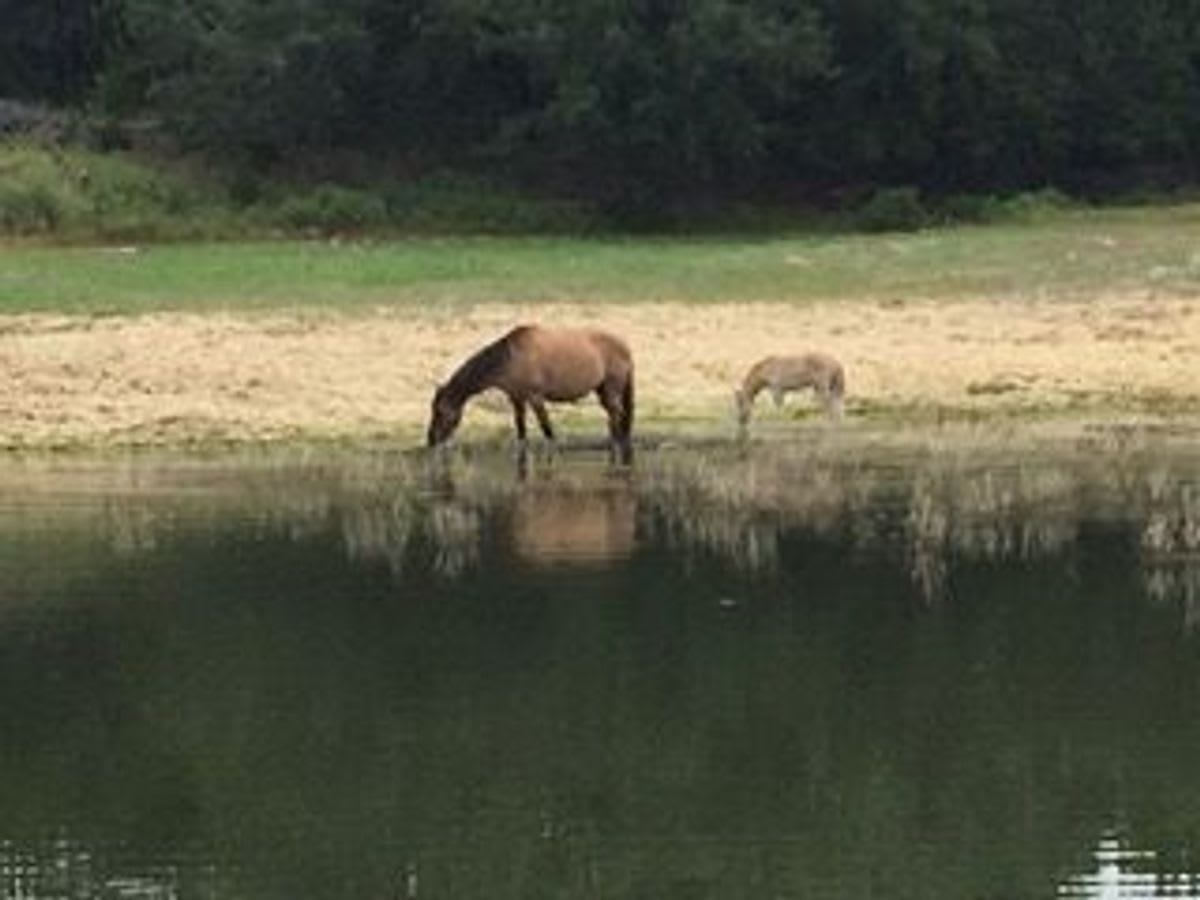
left=531, top=399, right=556, bottom=442
left=598, top=383, right=632, bottom=464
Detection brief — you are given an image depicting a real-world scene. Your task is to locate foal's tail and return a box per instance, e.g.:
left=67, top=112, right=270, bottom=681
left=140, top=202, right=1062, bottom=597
left=831, top=364, right=846, bottom=399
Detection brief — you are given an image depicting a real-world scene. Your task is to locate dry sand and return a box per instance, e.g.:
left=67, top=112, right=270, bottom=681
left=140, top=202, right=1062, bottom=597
left=0, top=292, right=1197, bottom=448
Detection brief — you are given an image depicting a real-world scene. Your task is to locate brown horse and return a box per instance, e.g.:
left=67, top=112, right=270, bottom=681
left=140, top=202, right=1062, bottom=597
left=427, top=325, right=635, bottom=461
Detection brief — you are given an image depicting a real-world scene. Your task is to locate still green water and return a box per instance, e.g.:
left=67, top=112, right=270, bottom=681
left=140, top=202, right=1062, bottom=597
left=2, top=434, right=1200, bottom=899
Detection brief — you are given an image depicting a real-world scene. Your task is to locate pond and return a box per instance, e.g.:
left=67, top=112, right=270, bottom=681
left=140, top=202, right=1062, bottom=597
left=2, top=429, right=1200, bottom=899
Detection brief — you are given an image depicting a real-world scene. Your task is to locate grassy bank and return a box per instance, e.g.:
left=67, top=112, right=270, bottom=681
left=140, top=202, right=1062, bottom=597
left=4, top=142, right=1200, bottom=316
left=3, top=203, right=1200, bottom=315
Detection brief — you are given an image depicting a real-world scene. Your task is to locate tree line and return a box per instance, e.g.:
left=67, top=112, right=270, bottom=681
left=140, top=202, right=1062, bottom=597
left=4, top=0, right=1200, bottom=205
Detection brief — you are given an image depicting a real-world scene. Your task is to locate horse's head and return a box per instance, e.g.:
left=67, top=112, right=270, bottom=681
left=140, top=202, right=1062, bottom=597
left=427, top=384, right=463, bottom=447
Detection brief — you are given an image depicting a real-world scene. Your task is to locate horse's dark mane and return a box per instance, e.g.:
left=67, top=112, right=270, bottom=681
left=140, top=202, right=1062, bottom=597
left=444, top=326, right=528, bottom=401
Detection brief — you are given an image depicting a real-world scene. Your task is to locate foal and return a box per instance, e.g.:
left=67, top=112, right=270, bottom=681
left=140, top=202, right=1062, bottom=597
left=734, top=353, right=845, bottom=427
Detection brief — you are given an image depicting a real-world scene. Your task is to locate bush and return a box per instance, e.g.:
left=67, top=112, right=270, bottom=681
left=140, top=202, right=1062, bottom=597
left=0, top=144, right=599, bottom=239
left=0, top=183, right=63, bottom=233
left=934, top=188, right=1076, bottom=226
left=0, top=144, right=77, bottom=234
left=935, top=193, right=999, bottom=224
left=993, top=188, right=1074, bottom=222
left=271, top=185, right=389, bottom=233
left=381, top=172, right=594, bottom=234
left=86, top=158, right=193, bottom=217
left=0, top=141, right=242, bottom=239
left=853, top=186, right=929, bottom=232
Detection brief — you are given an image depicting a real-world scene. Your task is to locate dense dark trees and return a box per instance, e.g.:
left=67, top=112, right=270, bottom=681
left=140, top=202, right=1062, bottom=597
left=5, top=0, right=1200, bottom=199
left=0, top=0, right=112, bottom=103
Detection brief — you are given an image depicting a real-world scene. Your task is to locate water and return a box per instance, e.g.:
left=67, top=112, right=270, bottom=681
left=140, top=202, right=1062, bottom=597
left=2, top=433, right=1200, bottom=900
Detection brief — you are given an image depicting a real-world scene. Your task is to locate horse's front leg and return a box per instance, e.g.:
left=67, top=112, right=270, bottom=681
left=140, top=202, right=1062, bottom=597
left=531, top=399, right=556, bottom=443
left=510, top=396, right=528, bottom=443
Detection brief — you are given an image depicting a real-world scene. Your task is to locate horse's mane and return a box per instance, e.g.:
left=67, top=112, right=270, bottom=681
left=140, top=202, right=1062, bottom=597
left=444, top=326, right=529, bottom=400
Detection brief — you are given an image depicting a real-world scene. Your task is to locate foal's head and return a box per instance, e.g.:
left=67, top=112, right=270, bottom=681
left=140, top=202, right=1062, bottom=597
left=426, top=385, right=464, bottom=447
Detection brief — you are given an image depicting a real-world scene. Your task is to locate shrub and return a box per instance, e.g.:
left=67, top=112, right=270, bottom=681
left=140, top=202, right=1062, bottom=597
left=993, top=188, right=1074, bottom=222
left=0, top=144, right=76, bottom=234
left=381, top=172, right=594, bottom=234
left=853, top=186, right=929, bottom=232
left=0, top=142, right=239, bottom=238
left=272, top=185, right=388, bottom=233
left=83, top=154, right=208, bottom=229
left=0, top=183, right=63, bottom=233
left=933, top=188, right=1076, bottom=227
left=936, top=193, right=1000, bottom=224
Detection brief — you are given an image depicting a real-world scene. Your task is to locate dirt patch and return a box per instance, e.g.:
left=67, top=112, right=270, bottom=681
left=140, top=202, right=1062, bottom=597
left=0, top=293, right=1197, bottom=448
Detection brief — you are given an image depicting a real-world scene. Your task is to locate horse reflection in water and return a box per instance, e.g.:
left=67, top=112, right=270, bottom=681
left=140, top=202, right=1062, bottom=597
left=510, top=474, right=637, bottom=565
left=427, top=325, right=635, bottom=463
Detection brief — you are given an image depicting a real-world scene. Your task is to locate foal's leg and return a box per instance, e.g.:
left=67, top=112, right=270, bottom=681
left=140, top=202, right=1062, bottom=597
left=815, top=376, right=843, bottom=420
left=828, top=392, right=844, bottom=420
left=819, top=385, right=843, bottom=420
left=816, top=384, right=835, bottom=420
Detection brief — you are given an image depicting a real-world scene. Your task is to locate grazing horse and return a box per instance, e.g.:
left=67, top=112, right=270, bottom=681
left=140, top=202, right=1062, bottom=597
left=734, top=352, right=845, bottom=427
left=427, top=325, right=635, bottom=461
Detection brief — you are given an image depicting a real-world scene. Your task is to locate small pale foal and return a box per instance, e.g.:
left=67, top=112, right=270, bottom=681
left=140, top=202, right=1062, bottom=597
left=734, top=353, right=845, bottom=426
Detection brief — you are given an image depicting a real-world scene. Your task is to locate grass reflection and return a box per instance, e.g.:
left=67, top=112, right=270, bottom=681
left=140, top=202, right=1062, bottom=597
left=0, top=430, right=1199, bottom=610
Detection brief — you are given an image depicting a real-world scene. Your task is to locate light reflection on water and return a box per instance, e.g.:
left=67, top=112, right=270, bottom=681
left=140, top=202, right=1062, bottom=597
left=1, top=836, right=222, bottom=900
left=2, top=432, right=1200, bottom=898
left=1059, top=834, right=1200, bottom=898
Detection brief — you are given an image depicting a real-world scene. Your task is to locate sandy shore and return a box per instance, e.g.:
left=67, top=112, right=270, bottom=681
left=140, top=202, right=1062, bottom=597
left=0, top=292, right=1197, bottom=448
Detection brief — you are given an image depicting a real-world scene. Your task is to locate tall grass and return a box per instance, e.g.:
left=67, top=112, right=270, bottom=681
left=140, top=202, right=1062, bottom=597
left=0, top=141, right=1125, bottom=245
left=0, top=143, right=240, bottom=240
left=0, top=144, right=595, bottom=241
